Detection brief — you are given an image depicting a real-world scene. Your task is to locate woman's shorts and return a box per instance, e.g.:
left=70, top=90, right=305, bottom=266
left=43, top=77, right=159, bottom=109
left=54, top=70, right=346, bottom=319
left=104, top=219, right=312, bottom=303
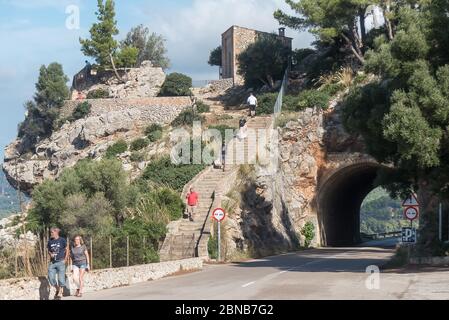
left=73, top=263, right=88, bottom=270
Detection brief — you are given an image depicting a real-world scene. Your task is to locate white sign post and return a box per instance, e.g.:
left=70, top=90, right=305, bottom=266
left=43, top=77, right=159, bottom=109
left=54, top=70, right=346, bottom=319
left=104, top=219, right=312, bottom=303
left=212, top=208, right=226, bottom=262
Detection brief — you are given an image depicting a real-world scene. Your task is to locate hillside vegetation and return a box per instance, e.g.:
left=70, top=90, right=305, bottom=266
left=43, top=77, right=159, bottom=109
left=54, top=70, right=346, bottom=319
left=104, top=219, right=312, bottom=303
left=360, top=188, right=410, bottom=234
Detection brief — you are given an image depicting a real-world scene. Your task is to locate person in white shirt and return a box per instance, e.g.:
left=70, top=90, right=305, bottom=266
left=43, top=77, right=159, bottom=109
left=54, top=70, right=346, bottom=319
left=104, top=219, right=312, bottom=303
left=247, top=93, right=257, bottom=118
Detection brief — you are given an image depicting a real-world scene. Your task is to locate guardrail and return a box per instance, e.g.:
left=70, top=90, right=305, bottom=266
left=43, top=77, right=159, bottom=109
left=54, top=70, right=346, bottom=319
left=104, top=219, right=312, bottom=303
left=361, top=231, right=402, bottom=240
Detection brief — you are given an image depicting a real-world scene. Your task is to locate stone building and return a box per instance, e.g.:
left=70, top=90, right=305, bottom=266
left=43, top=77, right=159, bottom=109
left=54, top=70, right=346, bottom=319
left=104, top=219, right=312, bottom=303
left=221, top=26, right=293, bottom=85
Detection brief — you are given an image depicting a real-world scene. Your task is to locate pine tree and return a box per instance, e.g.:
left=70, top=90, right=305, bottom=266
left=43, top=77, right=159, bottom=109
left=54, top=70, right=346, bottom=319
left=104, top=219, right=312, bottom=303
left=80, top=0, right=119, bottom=68
left=342, top=2, right=449, bottom=251
left=18, top=63, right=69, bottom=151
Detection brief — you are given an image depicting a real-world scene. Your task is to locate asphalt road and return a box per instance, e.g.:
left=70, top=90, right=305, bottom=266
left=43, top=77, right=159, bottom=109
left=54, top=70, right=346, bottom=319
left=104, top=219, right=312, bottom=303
left=66, top=240, right=449, bottom=300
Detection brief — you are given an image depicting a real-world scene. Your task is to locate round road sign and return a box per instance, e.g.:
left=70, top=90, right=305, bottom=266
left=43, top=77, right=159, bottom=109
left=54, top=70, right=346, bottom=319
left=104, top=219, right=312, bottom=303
left=212, top=208, right=226, bottom=222
left=404, top=206, right=419, bottom=221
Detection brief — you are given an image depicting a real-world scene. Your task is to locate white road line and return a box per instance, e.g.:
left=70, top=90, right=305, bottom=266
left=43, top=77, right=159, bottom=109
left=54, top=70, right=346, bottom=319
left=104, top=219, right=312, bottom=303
left=242, top=281, right=256, bottom=288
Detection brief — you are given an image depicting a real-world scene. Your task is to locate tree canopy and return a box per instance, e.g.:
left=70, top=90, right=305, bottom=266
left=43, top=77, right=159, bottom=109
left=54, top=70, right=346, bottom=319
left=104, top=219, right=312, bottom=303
left=208, top=46, right=222, bottom=67
left=341, top=2, right=449, bottom=250
left=121, top=24, right=170, bottom=69
left=237, top=34, right=291, bottom=88
left=274, top=0, right=404, bottom=64
left=80, top=0, right=119, bottom=68
left=18, top=63, right=69, bottom=151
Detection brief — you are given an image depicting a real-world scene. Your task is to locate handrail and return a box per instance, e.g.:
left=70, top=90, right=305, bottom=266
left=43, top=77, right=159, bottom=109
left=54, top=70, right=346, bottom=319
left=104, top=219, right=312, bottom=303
left=273, top=58, right=291, bottom=117
left=195, top=190, right=216, bottom=257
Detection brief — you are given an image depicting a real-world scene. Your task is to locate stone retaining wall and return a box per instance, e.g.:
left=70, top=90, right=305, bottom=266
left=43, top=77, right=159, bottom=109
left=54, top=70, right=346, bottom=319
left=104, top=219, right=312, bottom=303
left=60, top=96, right=192, bottom=119
left=0, top=257, right=202, bottom=300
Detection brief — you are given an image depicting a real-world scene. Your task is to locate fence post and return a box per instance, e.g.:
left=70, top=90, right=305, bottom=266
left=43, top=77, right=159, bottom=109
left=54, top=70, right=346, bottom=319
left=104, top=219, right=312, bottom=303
left=143, top=236, right=146, bottom=264
left=109, top=237, right=112, bottom=269
left=90, top=237, right=93, bottom=271
left=126, top=236, right=129, bottom=267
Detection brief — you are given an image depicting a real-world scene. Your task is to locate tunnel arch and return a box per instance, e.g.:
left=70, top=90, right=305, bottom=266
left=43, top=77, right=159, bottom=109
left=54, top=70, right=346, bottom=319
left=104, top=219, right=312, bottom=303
left=317, top=161, right=388, bottom=247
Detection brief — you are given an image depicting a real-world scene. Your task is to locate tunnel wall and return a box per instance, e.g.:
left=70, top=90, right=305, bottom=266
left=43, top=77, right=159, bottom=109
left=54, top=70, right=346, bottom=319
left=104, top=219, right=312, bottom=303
left=317, top=163, right=382, bottom=247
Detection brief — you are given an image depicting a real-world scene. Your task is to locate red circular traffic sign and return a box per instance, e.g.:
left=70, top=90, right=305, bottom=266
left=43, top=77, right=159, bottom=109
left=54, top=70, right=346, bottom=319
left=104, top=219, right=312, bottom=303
left=212, top=208, right=226, bottom=222
left=404, top=206, right=419, bottom=221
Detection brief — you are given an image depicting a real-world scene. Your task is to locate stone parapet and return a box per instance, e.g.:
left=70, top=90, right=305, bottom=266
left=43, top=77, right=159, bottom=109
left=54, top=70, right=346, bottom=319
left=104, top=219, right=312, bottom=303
left=0, top=258, right=202, bottom=300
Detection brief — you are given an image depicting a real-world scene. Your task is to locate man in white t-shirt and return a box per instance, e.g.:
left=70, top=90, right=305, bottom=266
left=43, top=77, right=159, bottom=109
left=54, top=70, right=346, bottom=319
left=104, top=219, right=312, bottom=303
left=247, top=93, right=257, bottom=118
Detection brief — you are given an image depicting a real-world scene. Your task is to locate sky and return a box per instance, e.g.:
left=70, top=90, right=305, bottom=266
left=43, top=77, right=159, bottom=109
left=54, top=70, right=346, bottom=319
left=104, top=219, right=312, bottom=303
left=0, top=0, right=314, bottom=160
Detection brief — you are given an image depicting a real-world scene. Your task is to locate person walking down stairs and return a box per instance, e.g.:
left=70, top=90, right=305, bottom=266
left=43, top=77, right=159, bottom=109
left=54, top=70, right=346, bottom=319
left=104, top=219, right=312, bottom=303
left=186, top=187, right=199, bottom=222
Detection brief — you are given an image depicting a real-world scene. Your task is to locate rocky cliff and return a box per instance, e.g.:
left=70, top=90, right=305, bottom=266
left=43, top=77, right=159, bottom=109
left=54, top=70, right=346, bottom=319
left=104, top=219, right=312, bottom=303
left=218, top=101, right=368, bottom=257
left=3, top=97, right=191, bottom=193
left=72, top=60, right=166, bottom=99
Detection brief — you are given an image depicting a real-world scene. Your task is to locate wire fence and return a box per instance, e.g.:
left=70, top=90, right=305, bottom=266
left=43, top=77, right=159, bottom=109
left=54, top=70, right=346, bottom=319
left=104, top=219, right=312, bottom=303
left=273, top=68, right=290, bottom=117
left=0, top=230, right=164, bottom=280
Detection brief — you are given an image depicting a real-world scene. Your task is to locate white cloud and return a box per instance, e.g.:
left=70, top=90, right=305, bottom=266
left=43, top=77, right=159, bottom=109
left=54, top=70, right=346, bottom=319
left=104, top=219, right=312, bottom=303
left=137, top=0, right=314, bottom=80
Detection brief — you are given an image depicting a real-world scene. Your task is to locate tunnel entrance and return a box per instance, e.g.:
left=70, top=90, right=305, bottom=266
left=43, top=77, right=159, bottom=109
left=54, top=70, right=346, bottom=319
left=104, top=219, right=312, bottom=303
left=318, top=163, right=384, bottom=247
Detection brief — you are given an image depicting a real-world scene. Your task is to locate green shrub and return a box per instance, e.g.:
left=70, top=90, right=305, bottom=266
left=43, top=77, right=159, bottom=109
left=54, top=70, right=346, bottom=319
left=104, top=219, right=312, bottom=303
left=257, top=93, right=302, bottom=114
left=141, top=157, right=205, bottom=192
left=282, top=95, right=301, bottom=112
left=151, top=188, right=185, bottom=221
left=144, top=247, right=160, bottom=263
left=130, top=151, right=145, bottom=162
left=148, top=130, right=163, bottom=142
left=171, top=108, right=205, bottom=127
left=159, top=73, right=192, bottom=97
left=71, top=101, right=92, bottom=121
left=292, top=48, right=316, bottom=66
left=256, top=93, right=277, bottom=115
left=297, top=90, right=330, bottom=110
left=105, top=140, right=128, bottom=158
left=301, top=221, right=315, bottom=248
left=320, top=83, right=345, bottom=96
left=130, top=138, right=150, bottom=151
left=145, top=123, right=163, bottom=135
left=86, top=88, right=109, bottom=99
left=196, top=101, right=211, bottom=113
left=208, top=231, right=218, bottom=260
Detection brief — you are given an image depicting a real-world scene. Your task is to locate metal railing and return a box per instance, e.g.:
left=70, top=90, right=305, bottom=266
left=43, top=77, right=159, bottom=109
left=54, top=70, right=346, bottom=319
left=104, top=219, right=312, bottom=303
left=273, top=68, right=290, bottom=117
left=361, top=231, right=402, bottom=241
left=0, top=232, right=166, bottom=280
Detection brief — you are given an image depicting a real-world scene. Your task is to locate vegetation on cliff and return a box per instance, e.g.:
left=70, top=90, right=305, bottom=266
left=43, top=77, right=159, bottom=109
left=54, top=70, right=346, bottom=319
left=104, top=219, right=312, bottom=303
left=237, top=34, right=291, bottom=88
left=18, top=63, right=69, bottom=153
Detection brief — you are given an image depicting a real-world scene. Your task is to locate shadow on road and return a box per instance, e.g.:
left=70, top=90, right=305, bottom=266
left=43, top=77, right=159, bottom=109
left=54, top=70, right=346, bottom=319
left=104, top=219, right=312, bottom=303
left=230, top=247, right=396, bottom=273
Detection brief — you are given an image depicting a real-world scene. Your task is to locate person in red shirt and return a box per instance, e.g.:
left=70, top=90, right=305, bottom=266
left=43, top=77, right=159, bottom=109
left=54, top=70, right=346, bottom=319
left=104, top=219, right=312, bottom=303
left=186, top=187, right=199, bottom=222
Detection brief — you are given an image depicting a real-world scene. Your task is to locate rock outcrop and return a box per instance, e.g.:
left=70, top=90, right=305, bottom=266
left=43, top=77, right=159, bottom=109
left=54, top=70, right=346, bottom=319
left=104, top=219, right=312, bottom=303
left=72, top=60, right=166, bottom=99
left=3, top=98, right=191, bottom=193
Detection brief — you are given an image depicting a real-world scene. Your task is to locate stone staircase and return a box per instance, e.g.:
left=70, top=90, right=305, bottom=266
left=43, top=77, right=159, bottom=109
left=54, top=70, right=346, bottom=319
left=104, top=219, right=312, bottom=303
left=159, top=116, right=274, bottom=262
